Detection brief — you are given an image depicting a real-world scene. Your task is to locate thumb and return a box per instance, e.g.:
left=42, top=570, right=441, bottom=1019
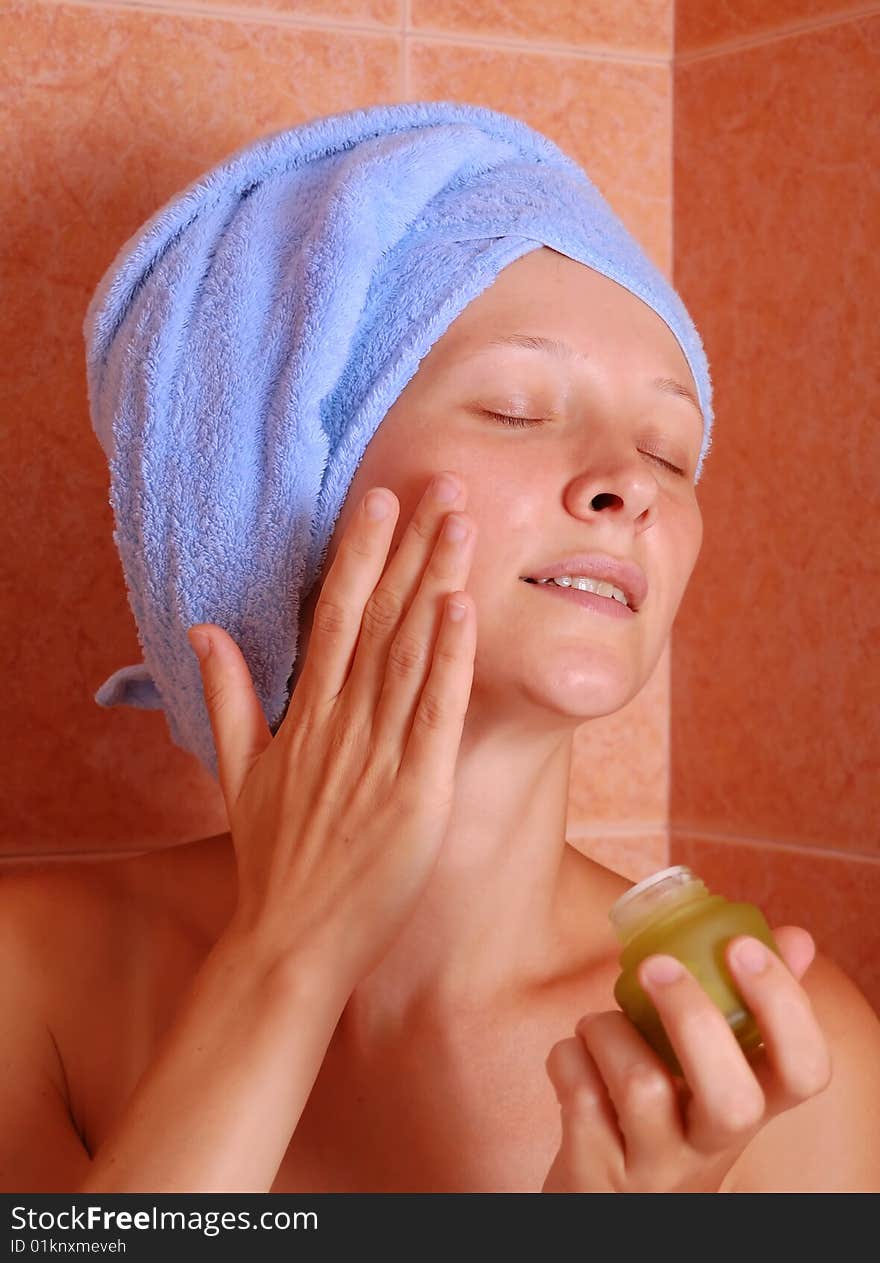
left=187, top=624, right=274, bottom=809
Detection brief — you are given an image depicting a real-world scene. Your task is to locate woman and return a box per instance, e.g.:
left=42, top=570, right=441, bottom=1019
left=3, top=106, right=878, bottom=1194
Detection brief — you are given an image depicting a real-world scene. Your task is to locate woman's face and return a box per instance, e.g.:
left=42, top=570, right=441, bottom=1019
left=294, top=246, right=704, bottom=722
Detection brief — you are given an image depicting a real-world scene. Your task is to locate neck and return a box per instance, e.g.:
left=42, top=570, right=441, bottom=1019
left=337, top=697, right=614, bottom=1049
left=204, top=702, right=625, bottom=1052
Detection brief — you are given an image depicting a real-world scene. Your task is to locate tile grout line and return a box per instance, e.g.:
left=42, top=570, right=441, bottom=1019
left=0, top=850, right=153, bottom=864
left=670, top=0, right=677, bottom=281
left=673, top=3, right=880, bottom=64
left=32, top=0, right=880, bottom=63
left=400, top=0, right=408, bottom=97
left=668, top=831, right=880, bottom=865
left=398, top=0, right=409, bottom=97
left=568, top=824, right=668, bottom=838
left=30, top=0, right=406, bottom=41
left=391, top=24, right=665, bottom=65
left=3, top=832, right=879, bottom=866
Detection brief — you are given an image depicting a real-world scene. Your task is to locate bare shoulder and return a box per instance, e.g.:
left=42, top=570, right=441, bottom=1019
left=0, top=838, right=235, bottom=1190
left=0, top=833, right=236, bottom=1033
left=560, top=842, right=634, bottom=927
left=0, top=858, right=136, bottom=1182
left=0, top=857, right=123, bottom=978
left=0, top=834, right=223, bottom=942
left=555, top=844, right=632, bottom=953
left=725, top=950, right=880, bottom=1193
left=801, top=950, right=880, bottom=1044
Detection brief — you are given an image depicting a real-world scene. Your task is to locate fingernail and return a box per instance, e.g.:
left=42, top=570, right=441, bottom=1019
left=575, top=1014, right=600, bottom=1037
left=443, top=514, right=468, bottom=542
left=643, top=955, right=683, bottom=985
left=432, top=474, right=459, bottom=503
left=188, top=630, right=211, bottom=662
left=733, top=937, right=768, bottom=974
left=364, top=489, right=391, bottom=520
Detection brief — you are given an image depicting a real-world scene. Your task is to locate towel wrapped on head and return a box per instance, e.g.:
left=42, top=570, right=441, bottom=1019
left=83, top=99, right=714, bottom=783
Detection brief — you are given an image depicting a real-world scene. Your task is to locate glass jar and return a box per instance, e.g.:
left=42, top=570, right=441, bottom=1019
left=609, top=865, right=781, bottom=1076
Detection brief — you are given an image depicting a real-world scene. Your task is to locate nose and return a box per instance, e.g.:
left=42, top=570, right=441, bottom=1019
left=565, top=454, right=657, bottom=524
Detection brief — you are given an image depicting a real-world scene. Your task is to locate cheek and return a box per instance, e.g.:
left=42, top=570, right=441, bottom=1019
left=658, top=496, right=702, bottom=581
left=467, top=546, right=528, bottom=611
left=656, top=518, right=702, bottom=627
left=675, top=505, right=703, bottom=582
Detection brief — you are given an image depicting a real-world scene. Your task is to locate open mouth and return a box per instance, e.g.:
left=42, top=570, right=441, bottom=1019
left=521, top=577, right=636, bottom=619
left=523, top=576, right=632, bottom=607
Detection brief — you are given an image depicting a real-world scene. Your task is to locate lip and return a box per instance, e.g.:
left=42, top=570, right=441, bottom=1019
left=520, top=555, right=648, bottom=612
left=523, top=580, right=636, bottom=619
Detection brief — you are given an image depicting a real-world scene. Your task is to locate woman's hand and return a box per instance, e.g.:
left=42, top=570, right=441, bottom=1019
left=542, top=925, right=832, bottom=1192
left=187, top=473, right=478, bottom=999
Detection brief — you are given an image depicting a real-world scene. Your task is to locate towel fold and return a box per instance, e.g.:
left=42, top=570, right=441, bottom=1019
left=83, top=99, right=714, bottom=782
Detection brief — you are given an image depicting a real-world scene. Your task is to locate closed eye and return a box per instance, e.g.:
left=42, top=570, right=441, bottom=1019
left=489, top=412, right=543, bottom=429
left=486, top=412, right=688, bottom=477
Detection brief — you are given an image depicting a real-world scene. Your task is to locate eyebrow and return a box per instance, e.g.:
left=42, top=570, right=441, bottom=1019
left=473, top=333, right=703, bottom=422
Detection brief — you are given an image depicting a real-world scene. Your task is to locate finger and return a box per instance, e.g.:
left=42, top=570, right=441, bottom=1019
left=724, top=935, right=832, bottom=1114
left=769, top=925, right=816, bottom=982
left=396, top=587, right=477, bottom=800
left=345, top=472, right=468, bottom=706
left=574, top=1011, right=685, bottom=1171
left=187, top=623, right=274, bottom=809
left=638, top=956, right=766, bottom=1155
left=293, top=485, right=402, bottom=703
left=545, top=1037, right=624, bottom=1155
left=379, top=504, right=476, bottom=746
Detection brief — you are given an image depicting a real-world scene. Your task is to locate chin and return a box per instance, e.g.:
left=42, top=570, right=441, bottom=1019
left=472, top=624, right=660, bottom=714
left=533, top=678, right=640, bottom=721
left=490, top=663, right=645, bottom=721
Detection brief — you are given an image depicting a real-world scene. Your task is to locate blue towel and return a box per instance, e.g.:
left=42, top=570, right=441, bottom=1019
left=84, top=99, right=714, bottom=783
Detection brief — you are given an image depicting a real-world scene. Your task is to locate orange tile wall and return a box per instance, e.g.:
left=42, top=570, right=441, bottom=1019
left=671, top=4, right=880, bottom=1014
left=2, top=2, right=876, bottom=1012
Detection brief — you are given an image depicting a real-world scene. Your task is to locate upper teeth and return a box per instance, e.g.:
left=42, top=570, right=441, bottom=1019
left=537, top=576, right=629, bottom=606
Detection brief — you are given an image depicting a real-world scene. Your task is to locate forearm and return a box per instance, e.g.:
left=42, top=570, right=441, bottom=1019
left=78, top=929, right=345, bottom=1193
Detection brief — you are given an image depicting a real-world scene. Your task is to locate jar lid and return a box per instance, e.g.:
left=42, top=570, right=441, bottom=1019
left=610, top=865, right=695, bottom=917
left=608, top=865, right=706, bottom=941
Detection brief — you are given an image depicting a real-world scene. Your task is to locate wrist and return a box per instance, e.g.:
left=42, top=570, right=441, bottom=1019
left=212, top=915, right=353, bottom=1019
